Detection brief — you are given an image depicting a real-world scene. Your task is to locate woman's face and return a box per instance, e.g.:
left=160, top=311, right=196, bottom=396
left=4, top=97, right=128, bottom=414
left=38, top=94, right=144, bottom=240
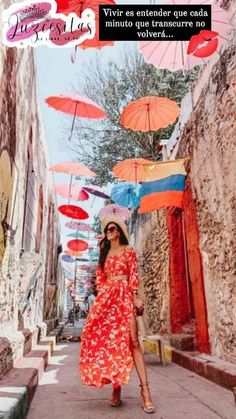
left=105, top=223, right=120, bottom=242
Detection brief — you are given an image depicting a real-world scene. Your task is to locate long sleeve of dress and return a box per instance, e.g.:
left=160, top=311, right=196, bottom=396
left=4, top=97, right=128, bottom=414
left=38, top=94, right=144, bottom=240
left=96, top=265, right=107, bottom=291
left=127, top=249, right=139, bottom=291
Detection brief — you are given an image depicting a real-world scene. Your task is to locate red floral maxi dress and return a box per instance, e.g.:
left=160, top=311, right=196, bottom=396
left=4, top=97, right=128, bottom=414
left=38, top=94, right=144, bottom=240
left=79, top=247, right=139, bottom=388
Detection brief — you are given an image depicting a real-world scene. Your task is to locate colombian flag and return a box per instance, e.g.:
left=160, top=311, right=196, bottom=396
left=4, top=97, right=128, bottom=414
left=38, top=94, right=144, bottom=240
left=139, top=159, right=187, bottom=213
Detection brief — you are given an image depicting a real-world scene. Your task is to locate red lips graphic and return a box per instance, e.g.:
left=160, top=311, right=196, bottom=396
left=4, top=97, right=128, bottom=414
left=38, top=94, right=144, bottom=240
left=187, top=30, right=219, bottom=58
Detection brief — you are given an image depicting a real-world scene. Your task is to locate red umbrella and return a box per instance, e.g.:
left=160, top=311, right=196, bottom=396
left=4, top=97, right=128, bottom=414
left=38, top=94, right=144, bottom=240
left=58, top=205, right=89, bottom=220
left=55, top=0, right=116, bottom=51
left=67, top=239, right=88, bottom=251
left=45, top=94, right=106, bottom=140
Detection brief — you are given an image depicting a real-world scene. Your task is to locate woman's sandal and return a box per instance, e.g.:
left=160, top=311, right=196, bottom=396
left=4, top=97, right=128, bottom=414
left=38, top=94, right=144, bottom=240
left=140, top=384, right=155, bottom=414
left=110, top=386, right=122, bottom=407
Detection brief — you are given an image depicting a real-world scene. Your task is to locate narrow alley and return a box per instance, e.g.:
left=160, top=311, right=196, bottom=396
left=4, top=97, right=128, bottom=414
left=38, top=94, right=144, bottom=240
left=27, top=323, right=235, bottom=419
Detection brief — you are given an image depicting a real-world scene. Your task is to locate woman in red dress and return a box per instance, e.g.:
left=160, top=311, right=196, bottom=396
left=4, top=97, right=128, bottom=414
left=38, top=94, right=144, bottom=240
left=79, top=215, right=155, bottom=414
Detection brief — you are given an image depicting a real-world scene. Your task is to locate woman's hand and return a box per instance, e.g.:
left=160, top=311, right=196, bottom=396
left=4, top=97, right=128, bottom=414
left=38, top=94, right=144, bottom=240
left=133, top=294, right=144, bottom=316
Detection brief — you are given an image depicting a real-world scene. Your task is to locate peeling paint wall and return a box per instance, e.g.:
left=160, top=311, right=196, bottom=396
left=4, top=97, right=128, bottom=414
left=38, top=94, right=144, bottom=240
left=0, top=3, right=63, bottom=368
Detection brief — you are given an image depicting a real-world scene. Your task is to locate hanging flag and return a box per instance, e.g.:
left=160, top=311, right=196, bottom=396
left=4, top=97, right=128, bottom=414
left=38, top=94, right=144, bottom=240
left=139, top=159, right=187, bottom=213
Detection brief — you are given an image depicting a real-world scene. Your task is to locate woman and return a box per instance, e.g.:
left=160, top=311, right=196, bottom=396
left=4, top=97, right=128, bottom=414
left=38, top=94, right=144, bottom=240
left=79, top=216, right=155, bottom=414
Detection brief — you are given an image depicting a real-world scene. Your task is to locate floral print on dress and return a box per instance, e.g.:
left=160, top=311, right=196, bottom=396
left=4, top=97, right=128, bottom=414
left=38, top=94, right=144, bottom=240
left=79, top=248, right=139, bottom=388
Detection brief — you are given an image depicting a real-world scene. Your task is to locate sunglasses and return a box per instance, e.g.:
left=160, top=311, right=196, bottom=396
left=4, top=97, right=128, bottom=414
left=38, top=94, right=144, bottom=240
left=105, top=226, right=117, bottom=234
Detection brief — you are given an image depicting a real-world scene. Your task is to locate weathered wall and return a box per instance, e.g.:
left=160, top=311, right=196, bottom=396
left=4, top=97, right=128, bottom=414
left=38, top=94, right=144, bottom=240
left=175, top=32, right=236, bottom=362
left=130, top=211, right=170, bottom=335
left=0, top=1, right=63, bottom=370
left=131, top=3, right=236, bottom=362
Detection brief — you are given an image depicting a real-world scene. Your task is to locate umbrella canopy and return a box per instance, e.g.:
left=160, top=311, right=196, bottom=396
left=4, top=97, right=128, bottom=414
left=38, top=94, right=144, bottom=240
left=62, top=254, right=75, bottom=263
left=65, top=221, right=92, bottom=231
left=113, top=158, right=152, bottom=183
left=67, top=239, right=88, bottom=251
left=50, top=162, right=96, bottom=177
left=75, top=257, right=90, bottom=262
left=83, top=185, right=110, bottom=199
left=138, top=0, right=230, bottom=71
left=79, top=265, right=90, bottom=270
left=111, top=182, right=141, bottom=209
left=98, top=204, right=131, bottom=221
left=55, top=184, right=89, bottom=201
left=59, top=205, right=89, bottom=220
left=45, top=94, right=106, bottom=119
left=120, top=96, right=180, bottom=132
left=67, top=232, right=87, bottom=239
left=64, top=250, right=82, bottom=257
left=45, top=94, right=106, bottom=140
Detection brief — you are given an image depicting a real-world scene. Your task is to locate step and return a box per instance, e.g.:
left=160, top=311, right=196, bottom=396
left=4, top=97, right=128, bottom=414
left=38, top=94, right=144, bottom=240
left=170, top=333, right=195, bottom=351
left=0, top=338, right=55, bottom=418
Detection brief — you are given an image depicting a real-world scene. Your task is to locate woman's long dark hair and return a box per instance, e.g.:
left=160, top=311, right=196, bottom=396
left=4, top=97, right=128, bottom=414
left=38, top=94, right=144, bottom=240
left=98, top=222, right=129, bottom=269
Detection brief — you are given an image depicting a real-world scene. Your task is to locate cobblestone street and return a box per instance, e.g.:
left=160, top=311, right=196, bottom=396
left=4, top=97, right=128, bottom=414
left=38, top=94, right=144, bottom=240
left=27, top=324, right=235, bottom=419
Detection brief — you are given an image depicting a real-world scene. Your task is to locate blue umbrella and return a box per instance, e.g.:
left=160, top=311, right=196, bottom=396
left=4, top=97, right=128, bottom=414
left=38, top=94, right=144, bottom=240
left=111, top=182, right=141, bottom=209
left=62, top=254, right=76, bottom=263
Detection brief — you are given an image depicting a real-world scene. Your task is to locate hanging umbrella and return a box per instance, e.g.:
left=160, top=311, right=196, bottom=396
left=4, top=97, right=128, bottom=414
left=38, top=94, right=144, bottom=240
left=67, top=232, right=87, bottom=239
left=75, top=257, right=90, bottom=262
left=65, top=221, right=92, bottom=231
left=83, top=185, right=110, bottom=199
left=45, top=94, right=106, bottom=140
left=79, top=265, right=91, bottom=270
left=138, top=0, right=231, bottom=72
left=55, top=0, right=116, bottom=54
left=62, top=255, right=75, bottom=263
left=111, top=182, right=141, bottom=209
left=120, top=96, right=180, bottom=132
left=59, top=205, right=89, bottom=220
left=55, top=184, right=89, bottom=201
left=50, top=162, right=96, bottom=177
left=113, top=158, right=153, bottom=183
left=67, top=239, right=88, bottom=251
left=98, top=204, right=131, bottom=221
left=64, top=250, right=82, bottom=257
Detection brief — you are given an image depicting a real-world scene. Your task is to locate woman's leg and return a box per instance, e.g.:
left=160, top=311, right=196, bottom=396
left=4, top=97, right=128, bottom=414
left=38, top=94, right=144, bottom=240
left=110, top=383, right=121, bottom=406
left=130, top=313, right=154, bottom=409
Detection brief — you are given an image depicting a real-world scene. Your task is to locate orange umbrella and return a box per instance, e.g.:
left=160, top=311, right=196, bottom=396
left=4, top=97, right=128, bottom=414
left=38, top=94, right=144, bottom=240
left=120, top=96, right=180, bottom=132
left=45, top=94, right=106, bottom=140
left=50, top=162, right=96, bottom=177
left=113, top=158, right=153, bottom=183
left=64, top=250, right=82, bottom=257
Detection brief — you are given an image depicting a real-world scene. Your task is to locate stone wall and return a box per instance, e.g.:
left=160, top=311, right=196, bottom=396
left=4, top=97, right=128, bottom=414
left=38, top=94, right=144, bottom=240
left=129, top=211, right=170, bottom=335
left=0, top=0, right=64, bottom=370
left=130, top=2, right=236, bottom=362
left=175, top=31, right=236, bottom=362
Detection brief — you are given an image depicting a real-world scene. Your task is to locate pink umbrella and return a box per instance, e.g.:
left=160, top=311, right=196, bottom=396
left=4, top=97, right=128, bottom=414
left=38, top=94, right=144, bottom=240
left=98, top=204, right=131, bottom=221
left=65, top=221, right=92, bottom=231
left=55, top=184, right=89, bottom=201
left=45, top=94, right=107, bottom=140
left=138, top=0, right=231, bottom=71
left=83, top=185, right=110, bottom=199
left=50, top=162, right=96, bottom=177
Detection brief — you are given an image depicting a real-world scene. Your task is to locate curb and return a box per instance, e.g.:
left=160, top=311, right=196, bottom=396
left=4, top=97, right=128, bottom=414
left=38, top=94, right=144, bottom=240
left=143, top=339, right=236, bottom=391
left=0, top=326, right=63, bottom=419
